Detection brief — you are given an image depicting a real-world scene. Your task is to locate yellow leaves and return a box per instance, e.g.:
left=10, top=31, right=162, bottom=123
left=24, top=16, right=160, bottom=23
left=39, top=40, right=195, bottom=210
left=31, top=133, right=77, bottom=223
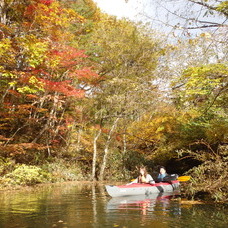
left=0, top=38, right=12, bottom=55
left=188, top=39, right=197, bottom=45
left=15, top=35, right=48, bottom=68
left=28, top=42, right=48, bottom=67
left=17, top=75, right=44, bottom=94
left=200, top=32, right=211, bottom=39
left=216, top=1, right=228, bottom=14
left=29, top=76, right=44, bottom=91
left=17, top=86, right=38, bottom=94
left=173, top=63, right=228, bottom=107
left=1, top=71, right=17, bottom=78
left=34, top=1, right=82, bottom=33
left=127, top=113, right=179, bottom=149
left=46, top=57, right=61, bottom=69
left=0, top=38, right=16, bottom=66
left=188, top=33, right=212, bottom=45
left=8, top=81, right=17, bottom=87
left=155, top=126, right=165, bottom=133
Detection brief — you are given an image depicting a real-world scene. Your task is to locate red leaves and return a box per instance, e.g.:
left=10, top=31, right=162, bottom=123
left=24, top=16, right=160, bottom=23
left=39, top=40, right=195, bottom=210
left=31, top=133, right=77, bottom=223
left=24, top=0, right=55, bottom=18
left=40, top=79, right=85, bottom=97
left=74, top=67, right=101, bottom=85
left=0, top=0, right=101, bottom=159
left=49, top=46, right=87, bottom=68
left=26, top=94, right=38, bottom=99
left=39, top=0, right=54, bottom=6
left=8, top=90, right=21, bottom=97
left=0, top=143, right=48, bottom=158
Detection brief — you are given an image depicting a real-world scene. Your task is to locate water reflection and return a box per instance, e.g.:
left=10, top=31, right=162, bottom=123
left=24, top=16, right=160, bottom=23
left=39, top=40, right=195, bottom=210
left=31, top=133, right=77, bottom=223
left=107, top=192, right=176, bottom=213
left=0, top=182, right=227, bottom=228
left=107, top=191, right=181, bottom=226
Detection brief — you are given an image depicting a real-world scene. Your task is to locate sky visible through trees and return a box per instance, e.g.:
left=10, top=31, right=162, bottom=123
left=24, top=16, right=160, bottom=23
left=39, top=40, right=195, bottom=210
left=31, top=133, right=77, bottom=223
left=94, top=0, right=228, bottom=38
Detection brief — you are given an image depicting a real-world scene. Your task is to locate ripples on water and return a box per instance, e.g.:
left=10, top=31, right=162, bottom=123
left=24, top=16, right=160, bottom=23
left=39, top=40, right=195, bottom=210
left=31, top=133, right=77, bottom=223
left=0, top=182, right=227, bottom=228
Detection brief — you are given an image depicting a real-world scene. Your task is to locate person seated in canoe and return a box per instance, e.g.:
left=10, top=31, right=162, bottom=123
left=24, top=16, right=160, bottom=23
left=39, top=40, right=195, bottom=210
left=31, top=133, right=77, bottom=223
left=157, top=166, right=168, bottom=182
left=156, top=166, right=178, bottom=182
left=129, top=166, right=155, bottom=184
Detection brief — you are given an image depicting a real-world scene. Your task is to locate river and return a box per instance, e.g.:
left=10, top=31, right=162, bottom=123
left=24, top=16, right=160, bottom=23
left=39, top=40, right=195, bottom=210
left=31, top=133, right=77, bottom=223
left=0, top=182, right=227, bottom=228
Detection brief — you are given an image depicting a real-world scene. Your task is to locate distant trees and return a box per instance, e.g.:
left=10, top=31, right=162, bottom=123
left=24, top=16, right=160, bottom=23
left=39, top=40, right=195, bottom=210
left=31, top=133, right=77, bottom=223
left=72, top=12, right=165, bottom=180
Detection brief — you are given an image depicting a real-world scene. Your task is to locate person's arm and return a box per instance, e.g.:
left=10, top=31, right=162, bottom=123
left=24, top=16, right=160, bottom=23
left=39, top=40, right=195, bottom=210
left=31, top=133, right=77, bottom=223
left=146, top=174, right=155, bottom=184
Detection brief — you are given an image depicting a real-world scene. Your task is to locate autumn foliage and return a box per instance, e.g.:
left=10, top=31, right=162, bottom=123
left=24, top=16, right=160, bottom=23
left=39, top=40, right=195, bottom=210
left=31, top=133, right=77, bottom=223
left=0, top=0, right=99, bottom=161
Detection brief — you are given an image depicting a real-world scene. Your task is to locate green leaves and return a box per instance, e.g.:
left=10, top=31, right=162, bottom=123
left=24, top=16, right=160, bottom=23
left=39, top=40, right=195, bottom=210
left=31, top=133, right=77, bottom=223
left=216, top=1, right=228, bottom=16
left=172, top=63, right=228, bottom=112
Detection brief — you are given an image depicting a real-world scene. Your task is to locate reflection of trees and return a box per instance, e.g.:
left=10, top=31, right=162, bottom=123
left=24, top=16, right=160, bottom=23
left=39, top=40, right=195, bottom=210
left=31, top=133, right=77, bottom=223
left=0, top=183, right=227, bottom=228
left=107, top=194, right=227, bottom=227
left=0, top=182, right=109, bottom=228
left=179, top=203, right=228, bottom=227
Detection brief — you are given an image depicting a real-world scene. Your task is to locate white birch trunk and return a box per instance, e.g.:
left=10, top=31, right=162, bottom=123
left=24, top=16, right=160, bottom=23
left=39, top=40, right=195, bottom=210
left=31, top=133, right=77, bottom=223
left=92, top=128, right=101, bottom=180
left=99, top=118, right=119, bottom=181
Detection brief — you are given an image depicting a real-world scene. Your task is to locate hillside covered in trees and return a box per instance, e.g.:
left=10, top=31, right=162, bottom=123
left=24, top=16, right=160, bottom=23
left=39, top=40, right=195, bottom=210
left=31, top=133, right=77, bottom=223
left=0, top=0, right=227, bottom=202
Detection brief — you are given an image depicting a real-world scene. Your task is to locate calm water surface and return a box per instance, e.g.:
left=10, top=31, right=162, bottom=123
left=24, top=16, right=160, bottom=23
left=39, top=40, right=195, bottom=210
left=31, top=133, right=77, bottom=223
left=0, top=182, right=227, bottom=228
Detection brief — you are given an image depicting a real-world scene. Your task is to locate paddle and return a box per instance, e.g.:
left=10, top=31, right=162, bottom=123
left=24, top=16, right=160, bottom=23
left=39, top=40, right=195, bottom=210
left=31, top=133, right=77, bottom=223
left=131, top=175, right=191, bottom=183
left=177, top=176, right=191, bottom=182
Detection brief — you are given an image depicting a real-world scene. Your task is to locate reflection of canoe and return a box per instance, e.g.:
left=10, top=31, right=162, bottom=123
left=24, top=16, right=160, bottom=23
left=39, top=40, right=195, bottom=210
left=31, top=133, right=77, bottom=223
left=107, top=192, right=174, bottom=210
left=105, top=181, right=180, bottom=197
left=107, top=192, right=172, bottom=206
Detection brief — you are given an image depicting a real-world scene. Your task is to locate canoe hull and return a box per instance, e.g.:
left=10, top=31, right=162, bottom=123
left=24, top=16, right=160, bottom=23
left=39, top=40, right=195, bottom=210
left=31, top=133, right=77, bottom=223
left=105, top=181, right=180, bottom=197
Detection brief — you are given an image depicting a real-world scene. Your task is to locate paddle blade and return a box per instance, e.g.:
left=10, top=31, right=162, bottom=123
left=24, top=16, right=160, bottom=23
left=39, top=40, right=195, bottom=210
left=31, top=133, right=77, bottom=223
left=177, top=176, right=191, bottom=182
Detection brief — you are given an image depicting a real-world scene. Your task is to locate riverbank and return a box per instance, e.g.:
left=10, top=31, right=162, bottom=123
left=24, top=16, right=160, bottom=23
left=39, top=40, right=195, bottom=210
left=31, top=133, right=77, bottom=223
left=1, top=157, right=227, bottom=203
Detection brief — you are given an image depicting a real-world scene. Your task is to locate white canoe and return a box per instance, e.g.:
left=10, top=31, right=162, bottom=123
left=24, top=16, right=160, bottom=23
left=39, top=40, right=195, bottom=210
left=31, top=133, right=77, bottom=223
left=105, top=181, right=180, bottom=197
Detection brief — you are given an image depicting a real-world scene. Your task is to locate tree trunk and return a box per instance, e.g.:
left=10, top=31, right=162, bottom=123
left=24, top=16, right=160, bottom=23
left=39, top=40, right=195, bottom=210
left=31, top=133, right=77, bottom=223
left=99, top=118, right=119, bottom=181
left=76, top=127, right=82, bottom=152
left=92, top=128, right=101, bottom=180
left=123, top=132, right=127, bottom=155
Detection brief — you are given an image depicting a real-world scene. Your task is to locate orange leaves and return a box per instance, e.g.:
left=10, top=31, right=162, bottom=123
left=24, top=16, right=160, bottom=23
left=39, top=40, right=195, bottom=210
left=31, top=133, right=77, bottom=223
left=74, top=68, right=101, bottom=85
left=24, top=0, right=84, bottom=38
left=8, top=89, right=21, bottom=97
left=0, top=143, right=48, bottom=158
left=126, top=111, right=182, bottom=156
left=0, top=0, right=101, bottom=160
left=40, top=0, right=54, bottom=6
left=49, top=45, right=87, bottom=68
left=40, top=79, right=85, bottom=98
left=0, top=135, right=12, bottom=141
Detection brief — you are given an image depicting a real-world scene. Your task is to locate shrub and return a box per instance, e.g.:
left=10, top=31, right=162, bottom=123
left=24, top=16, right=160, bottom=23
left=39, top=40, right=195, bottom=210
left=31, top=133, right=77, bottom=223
left=180, top=145, right=228, bottom=202
left=5, top=164, right=49, bottom=185
left=42, top=159, right=84, bottom=182
left=0, top=157, right=16, bottom=175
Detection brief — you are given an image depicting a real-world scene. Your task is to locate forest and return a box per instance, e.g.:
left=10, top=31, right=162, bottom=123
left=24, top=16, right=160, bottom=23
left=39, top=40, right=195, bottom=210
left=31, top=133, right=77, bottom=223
left=0, top=0, right=227, bottom=202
